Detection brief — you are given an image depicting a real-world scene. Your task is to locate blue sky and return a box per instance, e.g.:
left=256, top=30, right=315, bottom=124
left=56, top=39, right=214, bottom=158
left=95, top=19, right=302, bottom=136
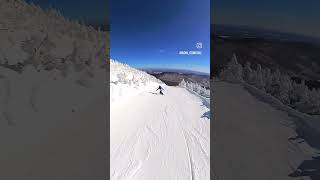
left=26, top=0, right=210, bottom=73
left=26, top=0, right=108, bottom=23
left=212, top=0, right=320, bottom=38
left=110, top=0, right=210, bottom=73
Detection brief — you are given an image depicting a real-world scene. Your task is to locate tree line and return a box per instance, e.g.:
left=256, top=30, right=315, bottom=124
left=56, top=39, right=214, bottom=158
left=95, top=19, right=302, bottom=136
left=220, top=54, right=320, bottom=115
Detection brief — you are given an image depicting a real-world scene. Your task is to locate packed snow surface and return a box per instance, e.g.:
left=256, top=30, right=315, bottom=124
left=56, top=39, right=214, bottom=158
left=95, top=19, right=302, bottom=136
left=110, top=60, right=210, bottom=180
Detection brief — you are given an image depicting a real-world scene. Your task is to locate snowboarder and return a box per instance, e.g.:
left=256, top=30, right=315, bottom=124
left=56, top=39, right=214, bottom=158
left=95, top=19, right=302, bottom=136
left=156, top=85, right=164, bottom=95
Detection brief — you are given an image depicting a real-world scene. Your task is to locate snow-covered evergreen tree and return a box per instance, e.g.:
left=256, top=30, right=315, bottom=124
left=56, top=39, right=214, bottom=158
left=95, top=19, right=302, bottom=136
left=292, top=80, right=311, bottom=112
left=264, top=68, right=273, bottom=94
left=21, top=34, right=55, bottom=70
left=277, top=75, right=292, bottom=104
left=270, top=68, right=281, bottom=97
left=242, top=61, right=252, bottom=83
left=179, top=79, right=186, bottom=88
left=220, top=54, right=243, bottom=83
left=255, top=64, right=265, bottom=90
left=308, top=89, right=320, bottom=114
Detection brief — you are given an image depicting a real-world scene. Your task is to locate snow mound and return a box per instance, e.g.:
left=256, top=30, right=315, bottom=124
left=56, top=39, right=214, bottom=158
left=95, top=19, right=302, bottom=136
left=110, top=59, right=164, bottom=103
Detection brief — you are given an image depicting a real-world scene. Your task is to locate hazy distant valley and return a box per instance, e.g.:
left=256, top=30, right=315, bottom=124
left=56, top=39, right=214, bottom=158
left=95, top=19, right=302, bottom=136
left=212, top=25, right=320, bottom=88
left=142, top=68, right=210, bottom=88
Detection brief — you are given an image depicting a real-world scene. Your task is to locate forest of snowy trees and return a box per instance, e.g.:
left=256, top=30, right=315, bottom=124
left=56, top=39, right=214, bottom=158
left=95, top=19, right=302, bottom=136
left=179, top=79, right=210, bottom=98
left=0, top=0, right=109, bottom=126
left=220, top=54, right=320, bottom=115
left=0, top=0, right=108, bottom=72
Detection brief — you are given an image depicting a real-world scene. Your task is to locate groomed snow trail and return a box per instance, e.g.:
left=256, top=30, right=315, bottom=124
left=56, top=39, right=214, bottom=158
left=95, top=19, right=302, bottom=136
left=110, top=85, right=210, bottom=180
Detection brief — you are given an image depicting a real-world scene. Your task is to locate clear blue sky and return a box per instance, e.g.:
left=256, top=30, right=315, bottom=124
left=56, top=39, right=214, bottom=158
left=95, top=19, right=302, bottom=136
left=110, top=0, right=210, bottom=73
left=26, top=0, right=108, bottom=23
left=212, top=0, right=320, bottom=38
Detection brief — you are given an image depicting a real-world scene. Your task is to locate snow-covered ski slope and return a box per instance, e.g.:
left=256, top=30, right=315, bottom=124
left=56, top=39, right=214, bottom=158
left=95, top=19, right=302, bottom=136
left=110, top=60, right=210, bottom=180
left=212, top=80, right=319, bottom=180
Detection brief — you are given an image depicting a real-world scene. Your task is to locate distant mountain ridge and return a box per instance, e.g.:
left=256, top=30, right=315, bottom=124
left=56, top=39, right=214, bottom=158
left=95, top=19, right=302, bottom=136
left=212, top=24, right=320, bottom=45
left=143, top=68, right=210, bottom=88
left=141, top=68, right=209, bottom=76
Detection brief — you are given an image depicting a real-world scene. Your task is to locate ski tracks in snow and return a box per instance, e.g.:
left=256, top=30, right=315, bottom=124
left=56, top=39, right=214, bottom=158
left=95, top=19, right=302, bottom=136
left=110, top=86, right=210, bottom=180
left=175, top=103, right=210, bottom=180
left=111, top=123, right=161, bottom=180
left=165, top=88, right=210, bottom=180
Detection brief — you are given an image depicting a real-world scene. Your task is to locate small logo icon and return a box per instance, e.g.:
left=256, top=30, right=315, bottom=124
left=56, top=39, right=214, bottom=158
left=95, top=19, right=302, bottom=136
left=196, top=42, right=202, bottom=49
